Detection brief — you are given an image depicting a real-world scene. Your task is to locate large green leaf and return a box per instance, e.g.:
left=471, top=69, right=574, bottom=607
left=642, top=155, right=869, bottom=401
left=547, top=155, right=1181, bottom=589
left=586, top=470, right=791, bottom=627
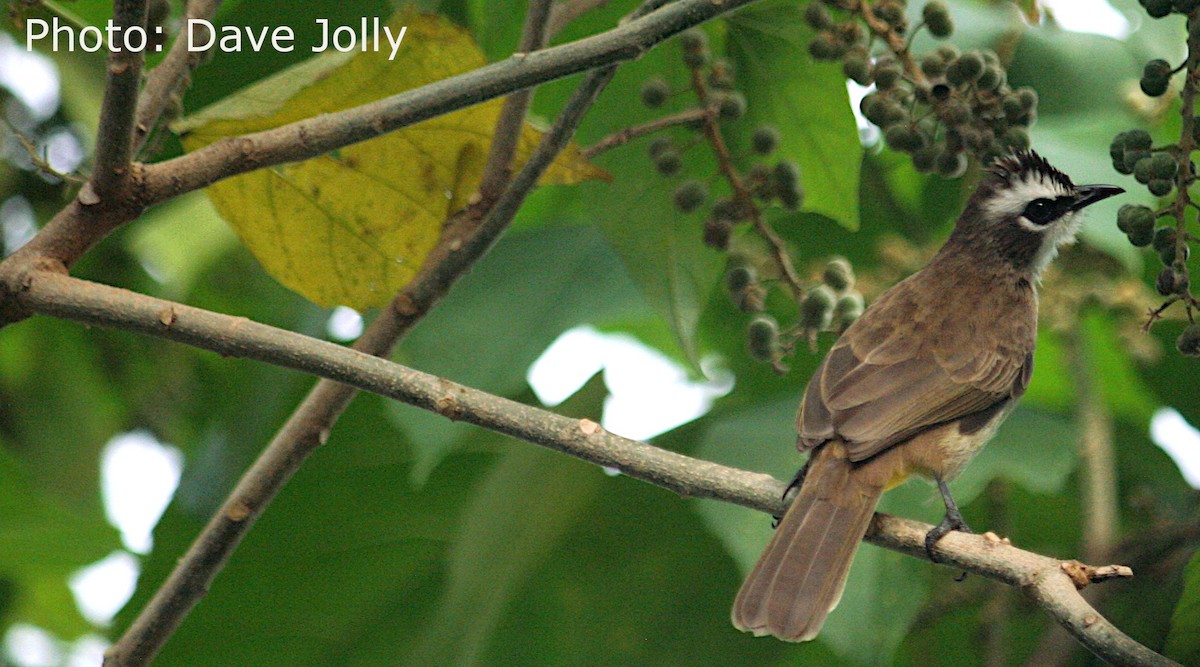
left=387, top=225, right=646, bottom=481
left=726, top=0, right=861, bottom=228
left=1166, top=549, right=1200, bottom=665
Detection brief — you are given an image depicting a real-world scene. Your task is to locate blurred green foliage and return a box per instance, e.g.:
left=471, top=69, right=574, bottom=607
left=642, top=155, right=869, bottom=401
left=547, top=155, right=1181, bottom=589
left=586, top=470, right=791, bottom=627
left=1, top=0, right=1198, bottom=665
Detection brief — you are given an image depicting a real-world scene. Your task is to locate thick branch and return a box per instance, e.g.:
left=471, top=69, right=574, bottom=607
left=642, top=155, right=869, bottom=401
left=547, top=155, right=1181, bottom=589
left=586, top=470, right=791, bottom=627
left=132, top=0, right=223, bottom=155
left=9, top=270, right=1178, bottom=667
left=90, top=0, right=149, bottom=202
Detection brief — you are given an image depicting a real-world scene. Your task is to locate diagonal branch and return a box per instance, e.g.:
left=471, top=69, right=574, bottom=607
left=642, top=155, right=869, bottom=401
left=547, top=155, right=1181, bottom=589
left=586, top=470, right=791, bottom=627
left=476, top=0, right=555, bottom=202
left=7, top=268, right=1178, bottom=667
left=132, top=0, right=223, bottom=156
left=89, top=0, right=149, bottom=202
left=97, top=59, right=619, bottom=667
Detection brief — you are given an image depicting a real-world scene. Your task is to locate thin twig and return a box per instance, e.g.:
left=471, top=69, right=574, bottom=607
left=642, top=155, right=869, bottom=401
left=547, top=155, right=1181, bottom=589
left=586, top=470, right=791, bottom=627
left=687, top=65, right=806, bottom=299
left=132, top=0, right=223, bottom=156
left=89, top=0, right=149, bottom=203
left=6, top=269, right=1177, bottom=667
left=546, top=0, right=613, bottom=39
left=581, top=107, right=706, bottom=159
left=476, top=0, right=555, bottom=202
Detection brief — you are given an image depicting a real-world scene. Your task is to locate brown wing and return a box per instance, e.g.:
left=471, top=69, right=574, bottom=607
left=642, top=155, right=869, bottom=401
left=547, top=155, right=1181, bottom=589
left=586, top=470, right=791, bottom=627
left=797, top=269, right=1035, bottom=462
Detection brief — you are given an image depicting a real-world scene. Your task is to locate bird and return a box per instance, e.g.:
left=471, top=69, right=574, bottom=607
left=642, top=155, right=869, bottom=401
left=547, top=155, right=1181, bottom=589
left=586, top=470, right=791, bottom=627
left=731, top=150, right=1123, bottom=642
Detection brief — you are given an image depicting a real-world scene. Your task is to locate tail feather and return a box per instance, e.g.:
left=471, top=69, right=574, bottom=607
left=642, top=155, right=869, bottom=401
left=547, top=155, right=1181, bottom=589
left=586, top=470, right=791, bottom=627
left=732, top=444, right=885, bottom=642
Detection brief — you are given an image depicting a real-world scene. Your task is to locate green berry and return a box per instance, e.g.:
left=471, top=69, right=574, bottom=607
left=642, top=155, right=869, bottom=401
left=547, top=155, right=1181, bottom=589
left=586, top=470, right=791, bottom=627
left=1142, top=0, right=1173, bottom=19
left=748, top=315, right=781, bottom=362
left=681, top=29, right=710, bottom=68
left=804, top=2, right=834, bottom=30
left=778, top=181, right=805, bottom=211
left=1149, top=178, right=1174, bottom=196
left=873, top=62, right=904, bottom=90
left=1124, top=149, right=1152, bottom=174
left=822, top=257, right=855, bottom=291
left=704, top=217, right=733, bottom=250
left=1015, top=87, right=1038, bottom=110
left=1134, top=156, right=1157, bottom=184
left=653, top=147, right=682, bottom=176
left=936, top=149, right=968, bottom=178
left=1140, top=59, right=1172, bottom=96
left=1151, top=152, right=1179, bottom=179
left=923, top=1, right=954, bottom=38
left=727, top=264, right=756, bottom=292
left=1128, top=222, right=1155, bottom=247
left=832, top=292, right=864, bottom=331
left=860, top=93, right=906, bottom=127
left=913, top=145, right=940, bottom=173
left=681, top=29, right=708, bottom=54
left=976, top=66, right=1004, bottom=91
left=640, top=77, right=670, bottom=108
left=885, top=124, right=928, bottom=153
left=1153, top=226, right=1177, bottom=252
left=1125, top=129, right=1153, bottom=151
left=752, top=126, right=781, bottom=155
left=843, top=50, right=874, bottom=86
left=774, top=160, right=801, bottom=187
left=1117, top=204, right=1155, bottom=234
left=1157, top=267, right=1179, bottom=295
left=716, top=91, right=747, bottom=121
left=800, top=285, right=836, bottom=329
left=649, top=137, right=674, bottom=160
left=1176, top=324, right=1200, bottom=357
left=808, top=33, right=845, bottom=61
left=673, top=179, right=708, bottom=213
left=920, top=53, right=947, bottom=78
left=946, top=51, right=985, bottom=85
left=1002, top=127, right=1030, bottom=150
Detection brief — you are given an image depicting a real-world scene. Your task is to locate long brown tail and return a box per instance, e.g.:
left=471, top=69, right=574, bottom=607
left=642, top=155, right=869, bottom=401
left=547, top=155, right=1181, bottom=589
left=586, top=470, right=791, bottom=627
left=731, top=441, right=885, bottom=642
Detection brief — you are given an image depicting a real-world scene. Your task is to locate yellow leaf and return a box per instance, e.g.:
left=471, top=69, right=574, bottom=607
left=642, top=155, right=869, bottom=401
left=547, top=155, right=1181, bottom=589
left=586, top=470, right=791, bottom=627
left=175, top=12, right=606, bottom=309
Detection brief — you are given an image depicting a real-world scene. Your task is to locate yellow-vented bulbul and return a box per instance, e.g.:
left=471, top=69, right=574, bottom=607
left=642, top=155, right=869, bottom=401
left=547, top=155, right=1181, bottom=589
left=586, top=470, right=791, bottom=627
left=732, top=150, right=1122, bottom=642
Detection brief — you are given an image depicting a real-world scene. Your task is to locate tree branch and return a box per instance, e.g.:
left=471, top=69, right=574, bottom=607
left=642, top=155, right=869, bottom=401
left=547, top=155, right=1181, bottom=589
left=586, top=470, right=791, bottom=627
left=89, top=0, right=149, bottom=203
left=135, top=0, right=763, bottom=206
left=98, top=60, right=619, bottom=667
left=476, top=0, right=554, bottom=202
left=132, top=0, right=223, bottom=156
left=0, top=0, right=764, bottom=312
left=7, top=269, right=1178, bottom=667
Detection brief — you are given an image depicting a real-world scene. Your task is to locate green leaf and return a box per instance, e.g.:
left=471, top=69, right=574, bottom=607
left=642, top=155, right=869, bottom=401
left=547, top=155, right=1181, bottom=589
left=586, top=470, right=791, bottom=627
left=1167, top=549, right=1200, bottom=665
left=386, top=225, right=646, bottom=481
left=726, top=0, right=861, bottom=228
left=404, top=374, right=609, bottom=665
left=0, top=445, right=120, bottom=637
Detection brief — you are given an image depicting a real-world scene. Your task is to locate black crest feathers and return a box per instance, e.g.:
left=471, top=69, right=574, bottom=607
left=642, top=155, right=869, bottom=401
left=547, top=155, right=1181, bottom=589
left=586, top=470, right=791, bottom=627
left=987, top=150, right=1075, bottom=191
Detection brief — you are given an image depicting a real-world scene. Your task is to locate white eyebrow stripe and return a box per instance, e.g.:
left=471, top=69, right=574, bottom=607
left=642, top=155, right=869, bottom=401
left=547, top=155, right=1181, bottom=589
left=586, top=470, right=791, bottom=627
left=983, top=173, right=1073, bottom=219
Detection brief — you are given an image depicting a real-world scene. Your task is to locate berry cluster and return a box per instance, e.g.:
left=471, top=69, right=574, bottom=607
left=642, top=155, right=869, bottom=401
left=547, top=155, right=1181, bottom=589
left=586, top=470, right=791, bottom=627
left=640, top=30, right=804, bottom=254
left=738, top=257, right=865, bottom=369
left=805, top=0, right=1037, bottom=174
left=1107, top=1, right=1200, bottom=357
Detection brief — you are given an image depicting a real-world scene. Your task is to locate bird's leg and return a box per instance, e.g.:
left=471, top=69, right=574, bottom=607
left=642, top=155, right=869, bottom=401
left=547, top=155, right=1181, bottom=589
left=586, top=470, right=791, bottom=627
left=772, top=458, right=812, bottom=528
left=924, top=477, right=973, bottom=563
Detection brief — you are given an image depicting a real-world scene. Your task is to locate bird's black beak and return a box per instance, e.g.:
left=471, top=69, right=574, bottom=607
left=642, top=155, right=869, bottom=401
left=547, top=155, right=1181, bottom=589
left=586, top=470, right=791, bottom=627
left=1070, top=184, right=1125, bottom=211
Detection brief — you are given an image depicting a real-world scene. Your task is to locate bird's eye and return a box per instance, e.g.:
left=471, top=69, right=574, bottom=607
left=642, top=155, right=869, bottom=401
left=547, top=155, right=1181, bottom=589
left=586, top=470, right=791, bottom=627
left=1022, top=197, right=1064, bottom=226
